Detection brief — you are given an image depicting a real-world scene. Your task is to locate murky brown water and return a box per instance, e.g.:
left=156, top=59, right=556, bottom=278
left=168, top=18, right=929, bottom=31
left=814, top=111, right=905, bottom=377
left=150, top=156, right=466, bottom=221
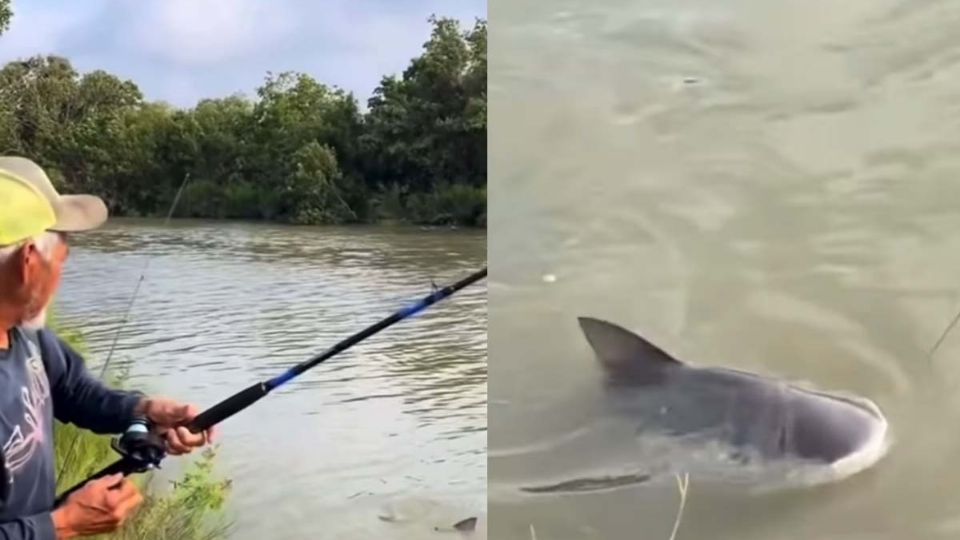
left=489, top=1, right=960, bottom=538
left=54, top=218, right=487, bottom=539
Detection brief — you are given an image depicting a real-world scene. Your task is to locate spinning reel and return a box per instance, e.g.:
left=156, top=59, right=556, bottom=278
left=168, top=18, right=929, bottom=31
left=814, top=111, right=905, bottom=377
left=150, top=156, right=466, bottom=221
left=109, top=417, right=167, bottom=473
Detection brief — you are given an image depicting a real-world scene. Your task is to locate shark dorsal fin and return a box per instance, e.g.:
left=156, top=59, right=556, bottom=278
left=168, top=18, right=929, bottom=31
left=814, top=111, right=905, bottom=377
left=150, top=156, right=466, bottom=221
left=577, top=317, right=681, bottom=383
left=452, top=517, right=477, bottom=531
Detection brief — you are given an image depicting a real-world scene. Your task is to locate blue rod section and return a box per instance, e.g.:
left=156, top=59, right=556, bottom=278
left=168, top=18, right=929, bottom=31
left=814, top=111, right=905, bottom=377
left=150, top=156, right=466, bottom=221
left=265, top=268, right=485, bottom=391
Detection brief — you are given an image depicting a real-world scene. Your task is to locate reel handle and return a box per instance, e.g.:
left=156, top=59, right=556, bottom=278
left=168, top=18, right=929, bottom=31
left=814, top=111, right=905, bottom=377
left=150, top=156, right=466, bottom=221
left=53, top=418, right=167, bottom=507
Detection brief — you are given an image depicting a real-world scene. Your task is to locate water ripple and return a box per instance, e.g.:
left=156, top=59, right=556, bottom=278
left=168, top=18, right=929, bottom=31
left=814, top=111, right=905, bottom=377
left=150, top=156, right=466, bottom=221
left=54, top=220, right=486, bottom=540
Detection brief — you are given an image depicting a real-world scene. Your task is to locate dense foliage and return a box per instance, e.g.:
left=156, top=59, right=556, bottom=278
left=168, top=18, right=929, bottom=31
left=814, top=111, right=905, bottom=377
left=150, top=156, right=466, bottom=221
left=0, top=16, right=486, bottom=226
left=0, top=0, right=10, bottom=35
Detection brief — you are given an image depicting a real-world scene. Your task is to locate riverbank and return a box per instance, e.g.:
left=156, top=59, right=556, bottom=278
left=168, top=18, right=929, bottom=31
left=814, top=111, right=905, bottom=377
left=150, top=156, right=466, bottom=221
left=173, top=182, right=487, bottom=229
left=50, top=314, right=232, bottom=540
left=101, top=215, right=488, bottom=232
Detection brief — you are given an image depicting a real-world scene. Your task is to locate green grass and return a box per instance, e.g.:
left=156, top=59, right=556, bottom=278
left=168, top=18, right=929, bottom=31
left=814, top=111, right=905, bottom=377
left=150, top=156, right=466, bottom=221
left=49, top=314, right=232, bottom=539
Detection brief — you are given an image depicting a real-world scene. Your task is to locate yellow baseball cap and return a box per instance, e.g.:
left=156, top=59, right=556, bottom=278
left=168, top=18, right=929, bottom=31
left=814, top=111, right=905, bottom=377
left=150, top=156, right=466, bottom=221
left=0, top=157, right=108, bottom=232
left=0, top=168, right=57, bottom=245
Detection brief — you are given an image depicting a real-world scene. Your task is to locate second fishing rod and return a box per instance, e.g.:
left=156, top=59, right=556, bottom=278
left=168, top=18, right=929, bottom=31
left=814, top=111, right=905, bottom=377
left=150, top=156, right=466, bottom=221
left=54, top=266, right=487, bottom=506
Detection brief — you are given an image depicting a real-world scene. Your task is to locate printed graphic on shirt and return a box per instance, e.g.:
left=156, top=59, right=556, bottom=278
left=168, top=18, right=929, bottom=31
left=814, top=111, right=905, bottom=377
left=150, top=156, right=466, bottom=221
left=2, top=337, right=51, bottom=483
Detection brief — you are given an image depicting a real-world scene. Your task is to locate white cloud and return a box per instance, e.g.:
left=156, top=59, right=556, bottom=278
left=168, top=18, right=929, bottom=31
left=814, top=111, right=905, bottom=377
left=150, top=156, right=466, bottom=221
left=120, top=0, right=296, bottom=66
left=0, top=0, right=107, bottom=60
left=291, top=1, right=483, bottom=95
left=154, top=76, right=204, bottom=107
left=0, top=0, right=485, bottom=105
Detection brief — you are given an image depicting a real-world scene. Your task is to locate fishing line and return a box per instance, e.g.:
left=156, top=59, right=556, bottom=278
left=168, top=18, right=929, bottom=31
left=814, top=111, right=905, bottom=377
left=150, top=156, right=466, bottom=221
left=928, top=299, right=960, bottom=359
left=55, top=173, right=191, bottom=484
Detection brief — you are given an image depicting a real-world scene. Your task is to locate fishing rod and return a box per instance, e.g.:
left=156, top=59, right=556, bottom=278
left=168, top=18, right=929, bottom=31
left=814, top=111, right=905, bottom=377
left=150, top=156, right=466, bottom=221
left=55, top=266, right=487, bottom=506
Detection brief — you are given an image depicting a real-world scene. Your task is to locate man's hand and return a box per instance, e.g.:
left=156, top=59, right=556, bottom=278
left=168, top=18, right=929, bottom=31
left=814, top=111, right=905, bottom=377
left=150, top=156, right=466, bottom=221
left=51, top=473, right=143, bottom=539
left=135, top=397, right=217, bottom=455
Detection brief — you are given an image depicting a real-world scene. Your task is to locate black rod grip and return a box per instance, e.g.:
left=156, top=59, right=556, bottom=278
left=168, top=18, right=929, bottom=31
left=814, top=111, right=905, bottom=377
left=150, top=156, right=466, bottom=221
left=186, top=382, right=268, bottom=433
left=54, top=457, right=136, bottom=507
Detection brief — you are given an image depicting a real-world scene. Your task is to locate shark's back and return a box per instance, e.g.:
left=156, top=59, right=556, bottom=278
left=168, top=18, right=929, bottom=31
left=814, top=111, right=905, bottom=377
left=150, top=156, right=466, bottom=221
left=578, top=317, right=887, bottom=465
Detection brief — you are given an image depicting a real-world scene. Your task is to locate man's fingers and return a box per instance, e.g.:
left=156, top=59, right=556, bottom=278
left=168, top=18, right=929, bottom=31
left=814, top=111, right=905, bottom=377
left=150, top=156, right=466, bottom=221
left=146, top=399, right=216, bottom=449
left=115, top=478, right=139, bottom=500
left=113, top=485, right=143, bottom=513
left=176, top=426, right=205, bottom=446
left=101, top=472, right=123, bottom=483
left=180, top=404, right=197, bottom=420
left=95, top=473, right=125, bottom=490
left=166, top=429, right=192, bottom=454
left=101, top=472, right=124, bottom=484
left=110, top=487, right=144, bottom=524
left=104, top=480, right=134, bottom=507
left=147, top=398, right=201, bottom=424
left=167, top=439, right=190, bottom=455
left=165, top=403, right=196, bottom=423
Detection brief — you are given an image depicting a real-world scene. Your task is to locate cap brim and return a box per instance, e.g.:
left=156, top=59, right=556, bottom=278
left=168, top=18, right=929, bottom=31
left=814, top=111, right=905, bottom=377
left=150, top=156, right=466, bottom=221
left=51, top=194, right=108, bottom=232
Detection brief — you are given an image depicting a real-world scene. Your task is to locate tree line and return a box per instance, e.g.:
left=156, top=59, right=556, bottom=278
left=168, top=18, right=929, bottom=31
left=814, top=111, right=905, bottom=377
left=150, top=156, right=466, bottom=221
left=0, top=14, right=486, bottom=227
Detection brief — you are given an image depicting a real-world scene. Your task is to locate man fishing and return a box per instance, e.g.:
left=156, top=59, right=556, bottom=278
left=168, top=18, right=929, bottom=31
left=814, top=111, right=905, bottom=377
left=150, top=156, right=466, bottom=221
left=0, top=157, right=216, bottom=539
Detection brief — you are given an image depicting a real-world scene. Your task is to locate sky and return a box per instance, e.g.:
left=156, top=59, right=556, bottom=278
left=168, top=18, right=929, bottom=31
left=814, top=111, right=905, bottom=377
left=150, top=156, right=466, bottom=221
left=0, top=0, right=486, bottom=107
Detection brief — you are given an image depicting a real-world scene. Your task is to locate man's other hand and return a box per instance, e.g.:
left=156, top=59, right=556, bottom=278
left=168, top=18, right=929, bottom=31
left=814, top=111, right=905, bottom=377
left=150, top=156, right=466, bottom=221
left=52, top=473, right=143, bottom=539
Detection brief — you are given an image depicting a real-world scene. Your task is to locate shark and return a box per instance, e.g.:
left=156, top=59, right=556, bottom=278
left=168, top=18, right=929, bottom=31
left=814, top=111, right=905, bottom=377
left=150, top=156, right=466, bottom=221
left=517, top=317, right=891, bottom=494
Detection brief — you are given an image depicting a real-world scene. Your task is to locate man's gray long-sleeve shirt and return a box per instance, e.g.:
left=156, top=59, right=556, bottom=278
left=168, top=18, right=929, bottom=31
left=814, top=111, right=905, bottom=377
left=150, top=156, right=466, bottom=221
left=0, top=327, right=142, bottom=539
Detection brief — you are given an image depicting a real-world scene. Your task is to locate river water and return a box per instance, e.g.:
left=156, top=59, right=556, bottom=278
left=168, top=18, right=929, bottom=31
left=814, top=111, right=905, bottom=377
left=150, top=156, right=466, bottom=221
left=489, top=1, right=960, bottom=539
left=53, top=219, right=487, bottom=539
